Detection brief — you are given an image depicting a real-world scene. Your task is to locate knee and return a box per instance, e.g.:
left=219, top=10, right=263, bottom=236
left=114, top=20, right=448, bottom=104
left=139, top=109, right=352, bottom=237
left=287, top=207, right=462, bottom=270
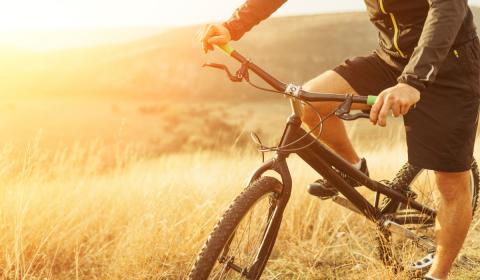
left=300, top=70, right=355, bottom=126
left=301, top=82, right=334, bottom=125
left=435, top=171, right=471, bottom=202
left=302, top=104, right=321, bottom=126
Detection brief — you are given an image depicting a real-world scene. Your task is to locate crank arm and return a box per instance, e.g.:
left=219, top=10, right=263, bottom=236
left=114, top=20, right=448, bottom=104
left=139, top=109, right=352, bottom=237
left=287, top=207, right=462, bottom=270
left=382, top=220, right=436, bottom=251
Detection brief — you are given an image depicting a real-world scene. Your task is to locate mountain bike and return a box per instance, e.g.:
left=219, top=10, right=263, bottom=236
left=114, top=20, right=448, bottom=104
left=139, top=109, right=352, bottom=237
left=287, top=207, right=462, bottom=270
left=188, top=45, right=480, bottom=279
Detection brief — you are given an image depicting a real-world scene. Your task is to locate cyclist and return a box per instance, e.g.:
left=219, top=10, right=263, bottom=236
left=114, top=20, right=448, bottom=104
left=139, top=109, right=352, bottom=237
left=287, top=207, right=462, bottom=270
left=201, top=1, right=479, bottom=279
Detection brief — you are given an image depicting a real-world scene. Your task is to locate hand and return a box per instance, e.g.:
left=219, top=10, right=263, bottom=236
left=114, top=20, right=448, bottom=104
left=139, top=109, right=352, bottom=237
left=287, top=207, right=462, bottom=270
left=200, top=24, right=232, bottom=53
left=370, top=83, right=420, bottom=127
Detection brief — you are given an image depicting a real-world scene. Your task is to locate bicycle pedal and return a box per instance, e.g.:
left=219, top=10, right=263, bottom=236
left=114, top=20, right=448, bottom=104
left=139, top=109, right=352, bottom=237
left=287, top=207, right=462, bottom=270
left=307, top=182, right=338, bottom=200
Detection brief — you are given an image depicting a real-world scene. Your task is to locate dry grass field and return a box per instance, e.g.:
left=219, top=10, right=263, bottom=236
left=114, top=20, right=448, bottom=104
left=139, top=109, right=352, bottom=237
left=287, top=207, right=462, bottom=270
left=2, top=9, right=480, bottom=280
left=1, top=130, right=480, bottom=279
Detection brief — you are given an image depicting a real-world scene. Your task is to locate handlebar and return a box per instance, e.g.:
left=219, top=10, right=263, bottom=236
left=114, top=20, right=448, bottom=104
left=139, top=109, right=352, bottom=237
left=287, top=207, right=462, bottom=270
left=215, top=44, right=235, bottom=56
left=213, top=44, right=378, bottom=106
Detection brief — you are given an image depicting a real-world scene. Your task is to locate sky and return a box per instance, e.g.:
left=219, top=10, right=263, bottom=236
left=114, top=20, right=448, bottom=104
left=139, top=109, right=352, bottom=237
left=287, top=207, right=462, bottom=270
left=2, top=1, right=480, bottom=50
left=0, top=1, right=381, bottom=32
left=2, top=1, right=480, bottom=32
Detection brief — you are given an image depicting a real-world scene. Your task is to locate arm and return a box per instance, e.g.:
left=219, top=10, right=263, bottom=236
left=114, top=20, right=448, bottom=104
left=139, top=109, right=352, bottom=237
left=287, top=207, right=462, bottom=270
left=371, top=0, right=469, bottom=127
left=223, top=0, right=288, bottom=40
left=201, top=0, right=286, bottom=53
left=397, top=0, right=469, bottom=91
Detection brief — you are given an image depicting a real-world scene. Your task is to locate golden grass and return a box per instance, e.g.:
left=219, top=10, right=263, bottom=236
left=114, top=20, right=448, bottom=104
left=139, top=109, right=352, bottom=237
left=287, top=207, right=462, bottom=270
left=1, top=138, right=479, bottom=279
left=3, top=10, right=480, bottom=279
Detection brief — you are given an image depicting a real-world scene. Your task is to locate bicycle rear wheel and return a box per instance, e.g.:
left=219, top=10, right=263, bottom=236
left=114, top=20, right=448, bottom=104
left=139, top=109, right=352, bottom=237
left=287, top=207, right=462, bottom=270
left=189, top=176, right=283, bottom=280
left=377, top=160, right=479, bottom=273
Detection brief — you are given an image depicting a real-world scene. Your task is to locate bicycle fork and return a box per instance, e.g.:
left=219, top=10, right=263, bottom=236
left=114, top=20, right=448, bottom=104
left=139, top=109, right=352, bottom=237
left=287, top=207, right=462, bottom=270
left=244, top=156, right=292, bottom=279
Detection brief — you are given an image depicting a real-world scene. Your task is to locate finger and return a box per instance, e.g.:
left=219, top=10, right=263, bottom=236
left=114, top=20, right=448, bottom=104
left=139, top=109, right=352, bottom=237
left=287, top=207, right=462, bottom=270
left=202, top=34, right=211, bottom=53
left=391, top=103, right=401, bottom=117
left=208, top=35, right=229, bottom=46
left=202, top=25, right=216, bottom=53
left=378, top=97, right=393, bottom=126
left=202, top=40, right=208, bottom=53
left=205, top=44, right=214, bottom=53
left=400, top=104, right=410, bottom=115
left=370, top=94, right=384, bottom=124
left=203, top=38, right=216, bottom=53
left=201, top=25, right=211, bottom=53
left=202, top=25, right=216, bottom=39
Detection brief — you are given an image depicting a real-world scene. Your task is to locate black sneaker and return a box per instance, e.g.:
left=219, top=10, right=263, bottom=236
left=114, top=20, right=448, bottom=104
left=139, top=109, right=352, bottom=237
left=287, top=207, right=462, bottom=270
left=307, top=158, right=369, bottom=199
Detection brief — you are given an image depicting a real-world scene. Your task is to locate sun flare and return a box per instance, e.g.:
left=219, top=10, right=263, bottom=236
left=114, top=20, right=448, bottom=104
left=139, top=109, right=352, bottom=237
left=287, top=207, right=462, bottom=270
left=0, top=1, right=248, bottom=50
left=0, top=1, right=246, bottom=33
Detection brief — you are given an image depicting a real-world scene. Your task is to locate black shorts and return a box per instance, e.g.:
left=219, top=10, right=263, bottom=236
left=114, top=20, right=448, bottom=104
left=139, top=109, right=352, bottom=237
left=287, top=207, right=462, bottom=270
left=333, top=38, right=480, bottom=172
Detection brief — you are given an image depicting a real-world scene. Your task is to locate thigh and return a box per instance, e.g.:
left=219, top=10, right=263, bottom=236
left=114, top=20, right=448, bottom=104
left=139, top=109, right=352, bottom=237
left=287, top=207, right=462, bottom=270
left=304, top=52, right=399, bottom=111
left=333, top=51, right=400, bottom=97
left=302, top=70, right=366, bottom=113
left=303, top=70, right=358, bottom=95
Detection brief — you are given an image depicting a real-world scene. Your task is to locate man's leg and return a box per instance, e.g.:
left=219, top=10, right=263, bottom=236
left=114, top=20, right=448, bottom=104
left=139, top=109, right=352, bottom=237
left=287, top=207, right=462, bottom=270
left=302, top=70, right=368, bottom=164
left=427, top=171, right=473, bottom=279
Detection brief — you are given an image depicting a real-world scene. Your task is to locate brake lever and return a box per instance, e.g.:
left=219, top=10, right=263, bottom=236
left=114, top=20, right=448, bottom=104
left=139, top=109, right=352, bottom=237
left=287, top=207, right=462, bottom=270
left=203, top=60, right=252, bottom=83
left=202, top=63, right=242, bottom=82
left=335, top=94, right=353, bottom=116
left=337, top=112, right=371, bottom=121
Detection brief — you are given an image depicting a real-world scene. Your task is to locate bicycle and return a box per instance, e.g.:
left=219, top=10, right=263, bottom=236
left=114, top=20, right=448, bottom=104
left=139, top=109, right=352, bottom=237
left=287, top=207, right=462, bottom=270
left=188, top=45, right=480, bottom=279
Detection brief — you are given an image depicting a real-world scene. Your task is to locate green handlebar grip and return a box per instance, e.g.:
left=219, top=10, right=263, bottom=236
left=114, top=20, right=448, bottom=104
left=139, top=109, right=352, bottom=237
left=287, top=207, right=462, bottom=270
left=215, top=44, right=235, bottom=56
left=367, top=95, right=377, bottom=106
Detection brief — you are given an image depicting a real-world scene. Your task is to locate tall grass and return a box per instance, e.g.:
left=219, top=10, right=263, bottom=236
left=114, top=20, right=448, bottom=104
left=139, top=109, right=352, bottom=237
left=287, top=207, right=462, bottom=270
left=0, top=137, right=479, bottom=279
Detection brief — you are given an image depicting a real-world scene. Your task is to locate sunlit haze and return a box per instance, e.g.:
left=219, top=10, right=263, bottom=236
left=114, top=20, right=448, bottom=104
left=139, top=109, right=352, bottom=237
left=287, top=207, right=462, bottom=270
left=1, top=1, right=370, bottom=32
left=3, top=0, right=480, bottom=31
left=1, top=0, right=480, bottom=50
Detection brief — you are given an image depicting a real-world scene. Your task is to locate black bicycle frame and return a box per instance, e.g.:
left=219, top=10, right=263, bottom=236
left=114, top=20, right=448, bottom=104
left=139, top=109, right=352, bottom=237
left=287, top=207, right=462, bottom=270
left=249, top=115, right=436, bottom=219
left=244, top=111, right=436, bottom=278
left=211, top=48, right=437, bottom=278
left=224, top=48, right=436, bottom=221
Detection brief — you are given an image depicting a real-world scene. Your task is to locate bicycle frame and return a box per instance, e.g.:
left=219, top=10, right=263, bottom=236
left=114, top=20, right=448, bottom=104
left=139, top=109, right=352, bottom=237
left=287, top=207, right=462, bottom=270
left=244, top=113, right=438, bottom=278
left=248, top=114, right=437, bottom=220
left=208, top=45, right=437, bottom=278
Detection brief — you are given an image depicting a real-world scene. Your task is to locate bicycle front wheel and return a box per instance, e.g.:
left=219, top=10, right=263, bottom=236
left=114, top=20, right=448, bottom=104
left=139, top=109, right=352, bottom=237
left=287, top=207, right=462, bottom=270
left=189, top=176, right=283, bottom=280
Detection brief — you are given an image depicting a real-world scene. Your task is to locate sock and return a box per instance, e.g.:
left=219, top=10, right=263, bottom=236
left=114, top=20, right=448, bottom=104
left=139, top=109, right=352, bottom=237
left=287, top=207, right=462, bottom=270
left=353, top=160, right=362, bottom=170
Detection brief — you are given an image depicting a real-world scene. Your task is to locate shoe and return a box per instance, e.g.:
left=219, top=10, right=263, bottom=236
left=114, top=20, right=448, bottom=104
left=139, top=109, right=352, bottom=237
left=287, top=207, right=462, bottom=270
left=409, top=252, right=435, bottom=274
left=307, top=158, right=369, bottom=199
left=410, top=276, right=439, bottom=280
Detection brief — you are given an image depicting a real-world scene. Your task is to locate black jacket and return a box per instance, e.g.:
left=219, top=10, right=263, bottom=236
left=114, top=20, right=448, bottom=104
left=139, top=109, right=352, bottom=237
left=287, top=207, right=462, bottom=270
left=223, top=0, right=477, bottom=91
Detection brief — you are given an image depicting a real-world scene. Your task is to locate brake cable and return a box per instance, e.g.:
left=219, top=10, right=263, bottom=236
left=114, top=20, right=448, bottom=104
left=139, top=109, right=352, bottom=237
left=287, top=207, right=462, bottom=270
left=204, top=61, right=341, bottom=154
left=244, top=77, right=338, bottom=154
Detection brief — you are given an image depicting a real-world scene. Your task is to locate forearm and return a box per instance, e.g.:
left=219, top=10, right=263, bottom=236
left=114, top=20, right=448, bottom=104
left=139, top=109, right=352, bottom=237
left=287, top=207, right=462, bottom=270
left=398, top=0, right=468, bottom=91
left=223, top=0, right=287, bottom=40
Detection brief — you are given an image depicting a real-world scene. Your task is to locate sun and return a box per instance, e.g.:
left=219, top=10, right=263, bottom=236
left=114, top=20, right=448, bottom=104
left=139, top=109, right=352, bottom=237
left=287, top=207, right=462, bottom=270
left=0, top=2, right=73, bottom=32
left=0, top=1, right=246, bottom=33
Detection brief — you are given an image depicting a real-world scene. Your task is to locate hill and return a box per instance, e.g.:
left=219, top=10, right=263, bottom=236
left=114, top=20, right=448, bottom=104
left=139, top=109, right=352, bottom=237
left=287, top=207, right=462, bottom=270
left=0, top=10, right=479, bottom=153
left=5, top=9, right=480, bottom=100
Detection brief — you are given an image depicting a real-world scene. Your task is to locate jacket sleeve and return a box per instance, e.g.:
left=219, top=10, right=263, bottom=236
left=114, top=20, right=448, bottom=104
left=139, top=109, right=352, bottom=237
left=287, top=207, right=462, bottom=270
left=397, top=0, right=469, bottom=91
left=223, top=0, right=287, bottom=41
